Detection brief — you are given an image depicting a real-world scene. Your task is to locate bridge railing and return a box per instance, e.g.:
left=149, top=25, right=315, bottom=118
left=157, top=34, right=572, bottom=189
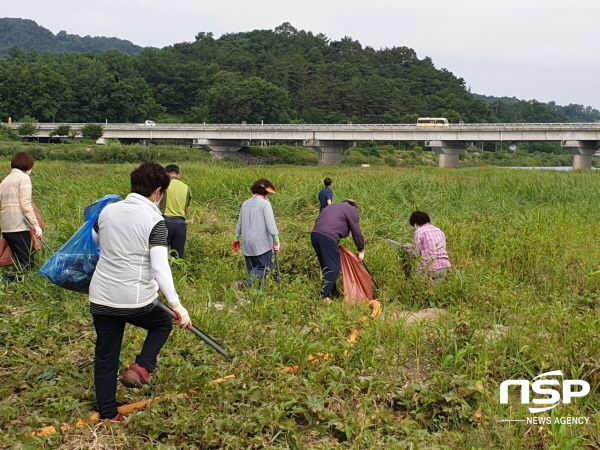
left=6, top=122, right=600, bottom=128
left=5, top=123, right=600, bottom=135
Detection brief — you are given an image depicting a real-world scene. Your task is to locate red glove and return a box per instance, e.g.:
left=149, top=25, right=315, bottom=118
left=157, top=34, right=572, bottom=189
left=231, top=240, right=241, bottom=252
left=273, top=241, right=280, bottom=253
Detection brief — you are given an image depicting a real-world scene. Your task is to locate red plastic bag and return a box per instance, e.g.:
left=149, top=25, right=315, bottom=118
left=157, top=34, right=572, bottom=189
left=340, top=246, right=373, bottom=305
left=0, top=238, right=12, bottom=266
left=29, top=202, right=44, bottom=251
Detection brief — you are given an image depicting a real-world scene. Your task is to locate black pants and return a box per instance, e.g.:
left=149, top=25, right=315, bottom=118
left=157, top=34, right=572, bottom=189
left=310, top=232, right=340, bottom=298
left=92, top=306, right=173, bottom=419
left=244, top=250, right=273, bottom=286
left=164, top=217, right=187, bottom=258
left=3, top=231, right=34, bottom=277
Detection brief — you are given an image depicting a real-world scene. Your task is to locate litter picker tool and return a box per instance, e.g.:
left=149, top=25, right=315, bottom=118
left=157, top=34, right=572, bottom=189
left=274, top=253, right=282, bottom=285
left=153, top=299, right=232, bottom=360
left=23, top=217, right=53, bottom=253
left=360, top=260, right=380, bottom=290
left=386, top=239, right=413, bottom=251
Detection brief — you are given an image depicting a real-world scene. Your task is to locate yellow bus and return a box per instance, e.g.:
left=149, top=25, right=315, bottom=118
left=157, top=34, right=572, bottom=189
left=417, top=117, right=449, bottom=126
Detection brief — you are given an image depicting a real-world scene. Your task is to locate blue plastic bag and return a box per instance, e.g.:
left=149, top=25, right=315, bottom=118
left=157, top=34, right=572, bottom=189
left=83, top=194, right=120, bottom=222
left=39, top=194, right=120, bottom=293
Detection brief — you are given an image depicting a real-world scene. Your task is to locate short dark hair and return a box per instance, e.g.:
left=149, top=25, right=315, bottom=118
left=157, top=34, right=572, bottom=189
left=343, top=199, right=358, bottom=208
left=130, top=162, right=171, bottom=197
left=165, top=164, right=180, bottom=174
left=409, top=211, right=430, bottom=226
left=324, top=178, right=332, bottom=187
left=11, top=152, right=35, bottom=171
left=251, top=178, right=276, bottom=195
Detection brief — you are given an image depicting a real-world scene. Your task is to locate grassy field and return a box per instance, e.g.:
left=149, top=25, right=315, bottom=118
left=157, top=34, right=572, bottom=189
left=2, top=161, right=600, bottom=449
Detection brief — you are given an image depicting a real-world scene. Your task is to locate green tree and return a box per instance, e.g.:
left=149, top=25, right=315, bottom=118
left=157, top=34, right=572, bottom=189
left=80, top=124, right=104, bottom=140
left=108, top=78, right=166, bottom=122
left=205, top=72, right=291, bottom=123
left=0, top=124, right=18, bottom=141
left=49, top=124, right=71, bottom=137
left=235, top=77, right=291, bottom=123
left=185, top=106, right=209, bottom=123
left=43, top=55, right=115, bottom=122
left=93, top=49, right=140, bottom=81
left=17, top=122, right=39, bottom=138
left=0, top=61, right=72, bottom=121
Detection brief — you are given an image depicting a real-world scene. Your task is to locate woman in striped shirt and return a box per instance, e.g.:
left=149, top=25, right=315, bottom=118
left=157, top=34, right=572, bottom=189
left=89, top=162, right=192, bottom=422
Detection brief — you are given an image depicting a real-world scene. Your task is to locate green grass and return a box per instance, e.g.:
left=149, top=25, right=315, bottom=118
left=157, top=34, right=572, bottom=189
left=2, top=161, right=600, bottom=448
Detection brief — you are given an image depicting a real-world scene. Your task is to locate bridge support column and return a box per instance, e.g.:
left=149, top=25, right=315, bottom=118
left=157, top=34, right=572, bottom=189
left=305, top=140, right=354, bottom=165
left=563, top=140, right=599, bottom=170
left=427, top=141, right=469, bottom=168
left=197, top=139, right=246, bottom=159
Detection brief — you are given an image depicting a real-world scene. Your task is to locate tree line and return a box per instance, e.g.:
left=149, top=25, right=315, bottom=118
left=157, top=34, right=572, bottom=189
left=1, top=22, right=599, bottom=125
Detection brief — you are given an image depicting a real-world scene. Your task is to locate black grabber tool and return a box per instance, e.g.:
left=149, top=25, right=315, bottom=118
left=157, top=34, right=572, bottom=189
left=154, top=299, right=232, bottom=360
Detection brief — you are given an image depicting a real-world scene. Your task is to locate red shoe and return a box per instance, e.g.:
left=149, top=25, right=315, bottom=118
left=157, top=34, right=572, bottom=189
left=121, top=363, right=151, bottom=389
left=103, top=412, right=126, bottom=423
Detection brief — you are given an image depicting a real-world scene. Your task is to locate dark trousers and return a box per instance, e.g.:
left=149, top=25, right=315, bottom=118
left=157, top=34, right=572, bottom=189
left=92, top=306, right=173, bottom=419
left=310, top=232, right=340, bottom=298
left=164, top=217, right=187, bottom=258
left=244, top=250, right=273, bottom=286
left=3, top=231, right=34, bottom=278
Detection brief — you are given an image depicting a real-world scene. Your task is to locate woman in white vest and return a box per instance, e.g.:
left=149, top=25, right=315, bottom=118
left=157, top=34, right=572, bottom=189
left=89, top=162, right=192, bottom=422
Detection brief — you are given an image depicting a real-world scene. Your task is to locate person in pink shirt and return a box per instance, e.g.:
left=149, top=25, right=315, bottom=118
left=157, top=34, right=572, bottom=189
left=406, top=211, right=451, bottom=283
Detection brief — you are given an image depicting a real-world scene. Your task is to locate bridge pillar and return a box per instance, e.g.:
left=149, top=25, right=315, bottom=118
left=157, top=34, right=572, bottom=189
left=563, top=140, right=599, bottom=170
left=305, top=140, right=354, bottom=165
left=197, top=139, right=246, bottom=158
left=427, top=141, right=469, bottom=168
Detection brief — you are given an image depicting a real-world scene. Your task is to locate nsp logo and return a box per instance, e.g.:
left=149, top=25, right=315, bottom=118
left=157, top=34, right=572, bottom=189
left=500, top=370, right=590, bottom=413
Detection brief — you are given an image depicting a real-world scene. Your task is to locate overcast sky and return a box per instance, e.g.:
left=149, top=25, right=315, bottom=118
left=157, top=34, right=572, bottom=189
left=5, top=0, right=600, bottom=110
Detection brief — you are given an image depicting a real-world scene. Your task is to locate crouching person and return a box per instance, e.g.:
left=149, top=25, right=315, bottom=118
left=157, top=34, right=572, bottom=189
left=89, top=162, right=192, bottom=422
left=407, top=211, right=451, bottom=283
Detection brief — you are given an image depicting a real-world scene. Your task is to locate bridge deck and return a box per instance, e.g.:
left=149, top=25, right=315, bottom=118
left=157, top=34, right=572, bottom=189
left=7, top=122, right=600, bottom=142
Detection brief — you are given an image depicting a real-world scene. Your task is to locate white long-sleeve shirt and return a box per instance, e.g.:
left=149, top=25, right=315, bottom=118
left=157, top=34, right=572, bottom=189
left=0, top=168, right=39, bottom=232
left=89, top=193, right=178, bottom=309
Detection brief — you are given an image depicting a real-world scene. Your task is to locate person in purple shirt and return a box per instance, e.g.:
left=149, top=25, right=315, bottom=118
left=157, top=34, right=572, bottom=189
left=311, top=199, right=365, bottom=300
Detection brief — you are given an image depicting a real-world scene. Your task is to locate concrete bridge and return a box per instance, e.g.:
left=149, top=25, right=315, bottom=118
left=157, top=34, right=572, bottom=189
left=9, top=122, right=600, bottom=169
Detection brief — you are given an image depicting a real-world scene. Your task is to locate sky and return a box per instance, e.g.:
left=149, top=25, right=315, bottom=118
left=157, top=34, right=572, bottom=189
left=5, top=0, right=600, bottom=110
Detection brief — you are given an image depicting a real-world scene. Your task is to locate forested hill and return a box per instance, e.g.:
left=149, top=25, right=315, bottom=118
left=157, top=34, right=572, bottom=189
left=0, top=18, right=145, bottom=56
left=474, top=94, right=600, bottom=124
left=0, top=21, right=595, bottom=125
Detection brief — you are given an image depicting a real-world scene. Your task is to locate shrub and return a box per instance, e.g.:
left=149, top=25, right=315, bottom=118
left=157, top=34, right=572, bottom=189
left=49, top=125, right=72, bottom=138
left=17, top=123, right=39, bottom=138
left=80, top=124, right=104, bottom=140
left=342, top=148, right=381, bottom=165
left=246, top=145, right=318, bottom=165
left=383, top=154, right=398, bottom=166
left=27, top=146, right=48, bottom=161
left=0, top=124, right=18, bottom=141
